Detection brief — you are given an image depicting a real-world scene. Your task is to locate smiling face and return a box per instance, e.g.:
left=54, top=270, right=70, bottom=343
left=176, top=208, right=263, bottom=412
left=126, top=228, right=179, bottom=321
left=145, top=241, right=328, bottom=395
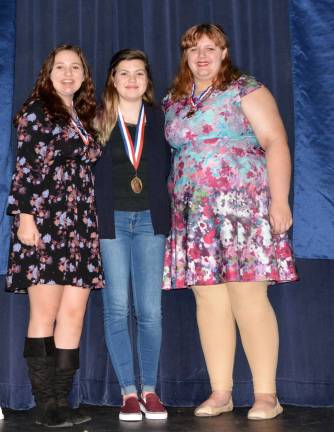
left=50, top=49, right=84, bottom=106
left=113, top=59, right=148, bottom=103
left=186, top=34, right=226, bottom=90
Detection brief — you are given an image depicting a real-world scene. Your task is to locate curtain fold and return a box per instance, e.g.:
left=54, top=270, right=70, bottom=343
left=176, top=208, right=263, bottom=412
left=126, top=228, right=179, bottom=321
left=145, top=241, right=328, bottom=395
left=290, top=0, right=334, bottom=258
left=1, top=0, right=333, bottom=409
left=0, top=0, right=16, bottom=274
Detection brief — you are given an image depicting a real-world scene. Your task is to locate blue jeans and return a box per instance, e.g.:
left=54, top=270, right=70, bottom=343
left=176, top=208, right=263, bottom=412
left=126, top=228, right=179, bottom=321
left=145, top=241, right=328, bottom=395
left=100, top=210, right=166, bottom=395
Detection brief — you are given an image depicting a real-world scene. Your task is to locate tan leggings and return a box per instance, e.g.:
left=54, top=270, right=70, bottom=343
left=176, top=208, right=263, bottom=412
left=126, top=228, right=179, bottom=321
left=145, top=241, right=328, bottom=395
left=192, top=282, right=279, bottom=394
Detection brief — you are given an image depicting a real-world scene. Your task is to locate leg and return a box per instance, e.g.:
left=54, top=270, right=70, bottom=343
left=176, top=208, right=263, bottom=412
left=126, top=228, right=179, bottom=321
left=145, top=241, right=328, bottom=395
left=28, top=283, right=64, bottom=337
left=54, top=285, right=90, bottom=349
left=227, top=281, right=282, bottom=419
left=131, top=211, right=165, bottom=393
left=131, top=211, right=167, bottom=419
left=192, top=284, right=235, bottom=416
left=100, top=234, right=137, bottom=397
left=25, top=284, right=71, bottom=427
left=53, top=285, right=91, bottom=425
left=100, top=212, right=142, bottom=422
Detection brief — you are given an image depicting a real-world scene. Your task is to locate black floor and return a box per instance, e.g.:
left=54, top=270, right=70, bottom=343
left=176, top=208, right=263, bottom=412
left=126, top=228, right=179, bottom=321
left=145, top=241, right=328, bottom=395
left=1, top=405, right=334, bottom=432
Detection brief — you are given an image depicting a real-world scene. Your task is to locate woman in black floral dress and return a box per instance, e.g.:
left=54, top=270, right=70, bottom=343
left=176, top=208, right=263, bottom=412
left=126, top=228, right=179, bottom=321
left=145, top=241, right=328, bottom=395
left=6, top=44, right=103, bottom=428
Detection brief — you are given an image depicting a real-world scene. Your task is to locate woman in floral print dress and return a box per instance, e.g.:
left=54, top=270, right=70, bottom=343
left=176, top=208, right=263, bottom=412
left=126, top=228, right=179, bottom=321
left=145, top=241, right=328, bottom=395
left=163, top=24, right=297, bottom=420
left=6, top=45, right=103, bottom=428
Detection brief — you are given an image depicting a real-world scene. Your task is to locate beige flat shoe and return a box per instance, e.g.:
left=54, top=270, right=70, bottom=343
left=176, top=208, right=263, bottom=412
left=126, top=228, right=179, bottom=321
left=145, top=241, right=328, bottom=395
left=247, top=400, right=283, bottom=420
left=194, top=398, right=233, bottom=417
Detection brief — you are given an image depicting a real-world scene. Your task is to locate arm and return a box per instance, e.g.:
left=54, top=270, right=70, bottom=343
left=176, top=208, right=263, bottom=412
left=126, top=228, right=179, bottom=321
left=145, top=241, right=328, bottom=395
left=164, top=139, right=171, bottom=181
left=17, top=213, right=40, bottom=247
left=241, top=86, right=292, bottom=234
left=83, top=134, right=102, bottom=163
left=8, top=103, right=51, bottom=245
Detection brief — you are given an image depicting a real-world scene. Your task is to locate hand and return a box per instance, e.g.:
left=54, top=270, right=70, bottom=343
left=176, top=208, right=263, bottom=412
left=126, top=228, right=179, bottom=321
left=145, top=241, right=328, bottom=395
left=17, top=213, right=40, bottom=247
left=269, top=201, right=293, bottom=235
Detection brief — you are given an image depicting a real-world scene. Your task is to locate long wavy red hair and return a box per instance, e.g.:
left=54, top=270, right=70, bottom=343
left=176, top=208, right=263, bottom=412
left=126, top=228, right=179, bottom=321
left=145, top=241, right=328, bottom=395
left=14, top=44, right=96, bottom=133
left=170, top=24, right=241, bottom=101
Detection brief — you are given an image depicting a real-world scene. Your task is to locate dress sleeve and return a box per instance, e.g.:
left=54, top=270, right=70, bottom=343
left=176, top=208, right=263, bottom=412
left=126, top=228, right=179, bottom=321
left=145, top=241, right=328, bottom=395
left=7, top=102, right=52, bottom=215
left=82, top=134, right=103, bottom=163
left=239, top=75, right=263, bottom=98
left=161, top=93, right=172, bottom=113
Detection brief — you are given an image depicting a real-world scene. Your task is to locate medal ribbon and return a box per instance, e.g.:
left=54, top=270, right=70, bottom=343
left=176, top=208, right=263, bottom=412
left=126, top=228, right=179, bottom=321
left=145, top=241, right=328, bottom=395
left=188, top=83, right=213, bottom=112
left=71, top=115, right=89, bottom=145
left=117, top=104, right=145, bottom=171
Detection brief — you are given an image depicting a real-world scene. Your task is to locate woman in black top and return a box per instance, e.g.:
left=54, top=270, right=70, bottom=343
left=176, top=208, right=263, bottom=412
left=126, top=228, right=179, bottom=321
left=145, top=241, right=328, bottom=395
left=7, top=44, right=103, bottom=427
left=94, top=49, right=170, bottom=422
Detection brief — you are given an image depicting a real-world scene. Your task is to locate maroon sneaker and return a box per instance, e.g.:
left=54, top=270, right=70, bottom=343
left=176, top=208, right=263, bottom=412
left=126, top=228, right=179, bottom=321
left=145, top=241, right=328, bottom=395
left=119, top=397, right=142, bottom=421
left=139, top=393, right=168, bottom=420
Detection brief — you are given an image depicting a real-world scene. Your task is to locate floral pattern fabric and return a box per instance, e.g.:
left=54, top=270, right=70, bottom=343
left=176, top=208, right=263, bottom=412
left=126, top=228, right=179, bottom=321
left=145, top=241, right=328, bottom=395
left=6, top=100, right=104, bottom=292
left=162, top=75, right=298, bottom=289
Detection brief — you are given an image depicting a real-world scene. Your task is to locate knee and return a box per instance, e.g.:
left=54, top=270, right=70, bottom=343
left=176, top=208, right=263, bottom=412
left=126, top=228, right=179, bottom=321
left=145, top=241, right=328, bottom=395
left=102, top=281, right=130, bottom=322
left=231, top=297, right=274, bottom=327
left=234, top=293, right=270, bottom=313
left=29, top=313, right=55, bottom=330
left=29, top=303, right=57, bottom=327
left=103, top=300, right=129, bottom=324
left=56, top=305, right=86, bottom=328
left=136, top=304, right=162, bottom=324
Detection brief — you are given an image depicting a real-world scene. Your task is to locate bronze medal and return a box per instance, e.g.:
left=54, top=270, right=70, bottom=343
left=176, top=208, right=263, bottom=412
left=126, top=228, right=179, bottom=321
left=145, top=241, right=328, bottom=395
left=131, top=176, right=143, bottom=194
left=186, top=109, right=196, bottom=118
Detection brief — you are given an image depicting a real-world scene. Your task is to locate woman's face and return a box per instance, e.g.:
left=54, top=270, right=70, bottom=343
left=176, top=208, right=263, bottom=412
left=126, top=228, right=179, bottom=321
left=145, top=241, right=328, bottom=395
left=186, top=34, right=226, bottom=88
left=113, top=59, right=148, bottom=103
left=50, top=50, right=84, bottom=106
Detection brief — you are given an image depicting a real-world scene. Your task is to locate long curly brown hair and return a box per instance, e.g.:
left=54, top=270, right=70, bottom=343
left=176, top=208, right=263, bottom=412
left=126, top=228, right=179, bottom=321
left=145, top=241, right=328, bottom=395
left=94, top=49, right=154, bottom=145
left=14, top=44, right=96, bottom=133
left=170, top=24, right=241, bottom=101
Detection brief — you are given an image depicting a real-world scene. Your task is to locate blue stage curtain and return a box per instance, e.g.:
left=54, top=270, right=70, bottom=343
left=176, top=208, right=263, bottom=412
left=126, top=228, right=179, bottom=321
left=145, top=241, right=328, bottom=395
left=290, top=0, right=334, bottom=258
left=1, top=0, right=334, bottom=410
left=0, top=0, right=15, bottom=274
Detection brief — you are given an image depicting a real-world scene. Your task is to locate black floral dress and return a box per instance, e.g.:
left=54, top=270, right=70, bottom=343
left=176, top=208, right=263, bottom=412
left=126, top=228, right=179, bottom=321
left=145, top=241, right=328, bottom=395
left=6, top=100, right=104, bottom=292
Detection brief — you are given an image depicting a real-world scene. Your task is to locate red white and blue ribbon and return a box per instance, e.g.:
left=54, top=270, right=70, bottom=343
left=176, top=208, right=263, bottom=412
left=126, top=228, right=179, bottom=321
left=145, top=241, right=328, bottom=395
left=117, top=104, right=145, bottom=170
left=71, top=114, right=89, bottom=145
left=186, top=83, right=213, bottom=117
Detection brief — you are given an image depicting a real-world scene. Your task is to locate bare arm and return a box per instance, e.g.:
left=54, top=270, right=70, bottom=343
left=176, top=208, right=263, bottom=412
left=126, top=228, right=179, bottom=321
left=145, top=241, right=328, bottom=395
left=241, top=86, right=292, bottom=234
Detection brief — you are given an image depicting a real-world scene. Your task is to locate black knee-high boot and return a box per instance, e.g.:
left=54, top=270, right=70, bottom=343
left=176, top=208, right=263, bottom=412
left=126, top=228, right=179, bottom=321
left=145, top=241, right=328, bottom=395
left=23, top=337, right=73, bottom=428
left=55, top=348, right=91, bottom=425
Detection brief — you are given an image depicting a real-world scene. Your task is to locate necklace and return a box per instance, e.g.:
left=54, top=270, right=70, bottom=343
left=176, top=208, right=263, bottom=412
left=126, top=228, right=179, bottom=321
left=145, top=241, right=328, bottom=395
left=185, top=83, right=213, bottom=118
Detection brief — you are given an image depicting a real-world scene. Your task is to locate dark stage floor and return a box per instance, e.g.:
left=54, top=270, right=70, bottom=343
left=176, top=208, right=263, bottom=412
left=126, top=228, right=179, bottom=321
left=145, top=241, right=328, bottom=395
left=1, top=405, right=334, bottom=432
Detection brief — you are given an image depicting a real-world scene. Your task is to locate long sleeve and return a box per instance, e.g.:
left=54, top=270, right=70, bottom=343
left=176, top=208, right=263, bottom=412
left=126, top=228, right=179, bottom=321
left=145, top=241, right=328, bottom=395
left=7, top=101, right=52, bottom=215
left=82, top=134, right=102, bottom=163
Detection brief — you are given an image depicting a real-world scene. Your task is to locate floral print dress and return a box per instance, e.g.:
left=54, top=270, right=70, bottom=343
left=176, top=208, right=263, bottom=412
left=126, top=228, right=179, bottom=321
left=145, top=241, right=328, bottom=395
left=162, top=75, right=298, bottom=289
left=6, top=100, right=104, bottom=292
